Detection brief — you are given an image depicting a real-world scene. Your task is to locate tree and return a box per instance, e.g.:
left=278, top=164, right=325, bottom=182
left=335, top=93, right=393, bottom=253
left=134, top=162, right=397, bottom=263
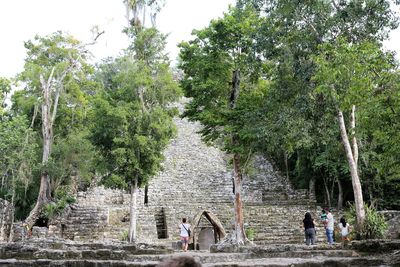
left=114, top=0, right=179, bottom=243
left=0, top=115, right=38, bottom=222
left=237, top=0, right=399, bottom=210
left=92, top=53, right=180, bottom=242
left=179, top=5, right=261, bottom=245
left=312, top=38, right=397, bottom=226
left=17, top=32, right=93, bottom=227
left=93, top=1, right=180, bottom=240
left=0, top=77, right=11, bottom=115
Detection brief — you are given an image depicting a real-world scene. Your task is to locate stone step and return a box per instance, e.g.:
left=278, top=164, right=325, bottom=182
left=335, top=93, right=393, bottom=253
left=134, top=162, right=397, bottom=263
left=0, top=245, right=359, bottom=261
left=0, top=247, right=388, bottom=267
left=202, top=257, right=386, bottom=267
left=0, top=257, right=386, bottom=267
left=0, top=259, right=158, bottom=266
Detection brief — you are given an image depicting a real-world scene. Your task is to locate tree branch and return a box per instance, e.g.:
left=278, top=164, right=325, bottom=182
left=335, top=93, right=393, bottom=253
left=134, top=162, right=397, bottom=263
left=330, top=0, right=340, bottom=12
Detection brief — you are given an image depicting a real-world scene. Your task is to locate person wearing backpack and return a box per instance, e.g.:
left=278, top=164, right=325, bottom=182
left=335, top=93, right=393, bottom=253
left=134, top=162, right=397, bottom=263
left=179, top=218, right=191, bottom=252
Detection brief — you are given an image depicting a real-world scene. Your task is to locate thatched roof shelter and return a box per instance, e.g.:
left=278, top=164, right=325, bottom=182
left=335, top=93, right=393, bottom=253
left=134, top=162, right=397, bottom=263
left=191, top=210, right=226, bottom=250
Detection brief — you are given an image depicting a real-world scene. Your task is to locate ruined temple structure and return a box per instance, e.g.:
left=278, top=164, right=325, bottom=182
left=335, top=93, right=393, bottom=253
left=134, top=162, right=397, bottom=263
left=47, top=102, right=319, bottom=248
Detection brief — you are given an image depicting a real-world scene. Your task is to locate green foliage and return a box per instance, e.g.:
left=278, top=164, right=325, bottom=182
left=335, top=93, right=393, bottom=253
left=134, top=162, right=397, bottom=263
left=179, top=4, right=262, bottom=165
left=43, top=203, right=58, bottom=219
left=102, top=174, right=128, bottom=190
left=245, top=227, right=255, bottom=241
left=91, top=26, right=181, bottom=190
left=179, top=0, right=400, bottom=211
left=1, top=0, right=399, bottom=226
left=345, top=203, right=388, bottom=240
left=0, top=77, right=11, bottom=115
left=0, top=114, right=39, bottom=218
left=43, top=189, right=76, bottom=219
left=119, top=229, right=129, bottom=241
left=8, top=31, right=98, bottom=215
left=50, top=130, right=98, bottom=191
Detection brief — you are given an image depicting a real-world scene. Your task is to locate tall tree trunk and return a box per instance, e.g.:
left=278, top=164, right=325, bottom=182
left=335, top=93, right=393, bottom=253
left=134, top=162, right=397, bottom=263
left=309, top=177, right=316, bottom=201
left=229, top=69, right=246, bottom=244
left=7, top=170, right=15, bottom=242
left=337, top=179, right=343, bottom=210
left=284, top=151, right=289, bottom=180
left=233, top=152, right=246, bottom=244
left=350, top=105, right=358, bottom=168
left=337, top=109, right=365, bottom=226
left=330, top=178, right=335, bottom=205
left=323, top=177, right=331, bottom=207
left=25, top=75, right=54, bottom=228
left=129, top=176, right=138, bottom=243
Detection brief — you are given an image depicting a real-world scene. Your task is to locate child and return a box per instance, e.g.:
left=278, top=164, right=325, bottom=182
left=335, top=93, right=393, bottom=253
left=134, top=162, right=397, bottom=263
left=338, top=217, right=350, bottom=247
left=320, top=209, right=327, bottom=229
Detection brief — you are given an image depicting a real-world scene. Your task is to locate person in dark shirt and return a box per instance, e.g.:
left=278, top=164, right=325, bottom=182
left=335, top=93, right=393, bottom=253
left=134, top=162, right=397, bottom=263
left=303, top=212, right=316, bottom=246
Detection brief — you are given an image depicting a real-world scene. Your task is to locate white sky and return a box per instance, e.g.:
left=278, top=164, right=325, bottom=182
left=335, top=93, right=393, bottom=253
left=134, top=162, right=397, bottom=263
left=0, top=0, right=235, bottom=78
left=0, top=0, right=399, bottom=79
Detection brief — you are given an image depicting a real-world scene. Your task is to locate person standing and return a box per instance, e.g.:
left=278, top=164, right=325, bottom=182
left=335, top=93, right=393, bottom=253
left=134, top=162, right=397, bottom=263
left=325, top=209, right=335, bottom=245
left=338, top=217, right=350, bottom=247
left=179, top=218, right=191, bottom=252
left=320, top=209, right=327, bottom=229
left=302, top=212, right=316, bottom=246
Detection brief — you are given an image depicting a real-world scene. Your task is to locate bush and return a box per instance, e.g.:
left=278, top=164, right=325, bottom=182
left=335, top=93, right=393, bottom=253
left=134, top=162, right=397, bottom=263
left=120, top=229, right=129, bottom=241
left=245, top=227, right=255, bottom=241
left=344, top=202, right=388, bottom=240
left=102, top=174, right=128, bottom=190
left=43, top=193, right=76, bottom=219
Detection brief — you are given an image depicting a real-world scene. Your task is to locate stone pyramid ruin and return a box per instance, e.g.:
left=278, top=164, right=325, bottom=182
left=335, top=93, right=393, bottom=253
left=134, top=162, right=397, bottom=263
left=51, top=101, right=317, bottom=248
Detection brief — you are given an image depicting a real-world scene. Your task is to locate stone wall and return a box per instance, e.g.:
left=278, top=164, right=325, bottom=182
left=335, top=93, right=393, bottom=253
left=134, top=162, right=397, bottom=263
left=380, top=210, right=400, bottom=239
left=0, top=199, right=13, bottom=242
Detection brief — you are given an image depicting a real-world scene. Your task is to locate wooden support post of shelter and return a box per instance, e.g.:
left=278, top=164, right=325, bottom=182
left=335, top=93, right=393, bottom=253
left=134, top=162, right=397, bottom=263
left=191, top=210, right=226, bottom=250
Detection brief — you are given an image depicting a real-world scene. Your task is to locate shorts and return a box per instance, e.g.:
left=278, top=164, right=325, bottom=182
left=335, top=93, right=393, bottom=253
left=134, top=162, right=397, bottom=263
left=181, top=236, right=189, bottom=244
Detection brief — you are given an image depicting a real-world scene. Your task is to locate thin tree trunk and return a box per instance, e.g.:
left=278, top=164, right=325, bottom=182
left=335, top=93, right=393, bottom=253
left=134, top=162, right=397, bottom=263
left=284, top=151, right=289, bottom=180
left=350, top=105, right=358, bottom=167
left=25, top=73, right=54, bottom=228
left=337, top=179, right=343, bottom=210
left=8, top=169, right=15, bottom=242
left=337, top=109, right=365, bottom=226
left=309, top=177, right=316, bottom=201
left=233, top=152, right=246, bottom=244
left=229, top=69, right=246, bottom=245
left=129, top=177, right=138, bottom=243
left=323, top=177, right=331, bottom=207
left=330, top=178, right=335, bottom=205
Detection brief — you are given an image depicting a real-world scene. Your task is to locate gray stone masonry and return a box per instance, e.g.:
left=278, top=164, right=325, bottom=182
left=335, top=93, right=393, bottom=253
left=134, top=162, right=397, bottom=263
left=57, top=100, right=319, bottom=244
left=380, top=210, right=400, bottom=239
left=1, top=239, right=399, bottom=266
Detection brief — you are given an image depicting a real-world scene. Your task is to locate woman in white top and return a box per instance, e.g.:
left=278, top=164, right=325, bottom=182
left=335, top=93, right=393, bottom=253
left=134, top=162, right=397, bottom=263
left=338, top=217, right=350, bottom=247
left=179, top=218, right=191, bottom=251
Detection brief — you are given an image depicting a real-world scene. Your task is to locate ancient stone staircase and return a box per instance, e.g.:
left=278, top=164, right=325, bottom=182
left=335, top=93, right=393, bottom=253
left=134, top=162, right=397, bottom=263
left=61, top=205, right=109, bottom=241
left=53, top=100, right=318, bottom=246
left=1, top=240, right=399, bottom=266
